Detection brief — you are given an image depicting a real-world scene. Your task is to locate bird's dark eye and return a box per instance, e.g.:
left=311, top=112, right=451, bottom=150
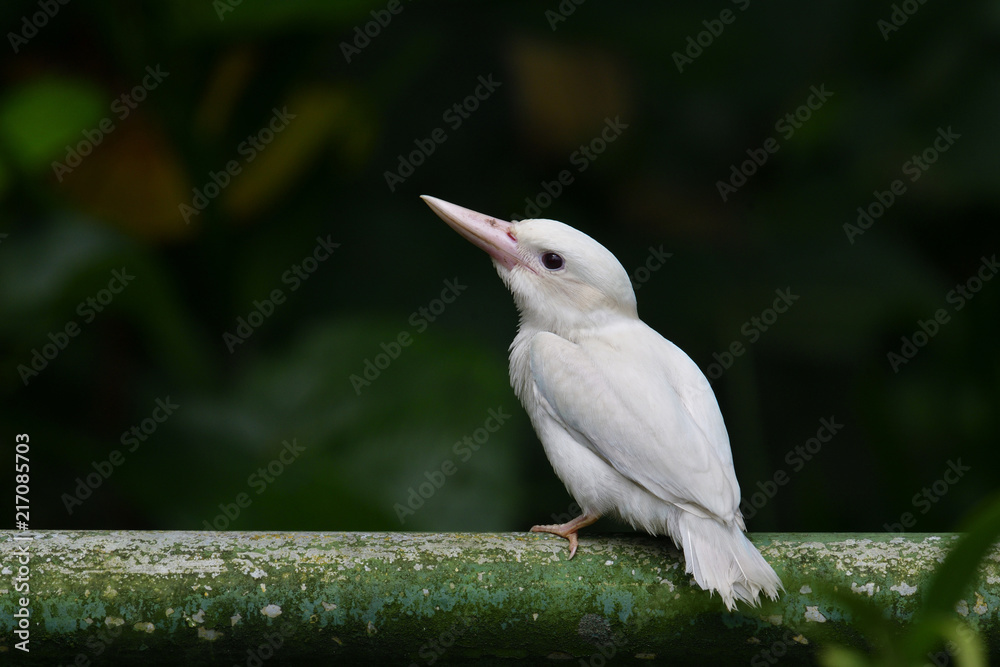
left=541, top=252, right=564, bottom=270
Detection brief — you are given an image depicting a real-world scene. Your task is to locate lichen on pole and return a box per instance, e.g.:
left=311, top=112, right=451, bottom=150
left=0, top=531, right=997, bottom=664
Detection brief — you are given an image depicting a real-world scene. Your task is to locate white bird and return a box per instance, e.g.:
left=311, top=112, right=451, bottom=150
left=421, top=195, right=783, bottom=610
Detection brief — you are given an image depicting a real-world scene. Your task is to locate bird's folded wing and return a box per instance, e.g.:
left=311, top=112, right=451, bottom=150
left=530, top=329, right=739, bottom=521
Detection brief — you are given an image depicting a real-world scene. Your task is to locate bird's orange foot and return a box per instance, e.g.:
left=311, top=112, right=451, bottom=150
left=530, top=513, right=599, bottom=559
left=530, top=523, right=582, bottom=558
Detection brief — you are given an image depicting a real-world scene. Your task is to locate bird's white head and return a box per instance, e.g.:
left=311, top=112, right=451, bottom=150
left=422, top=196, right=637, bottom=335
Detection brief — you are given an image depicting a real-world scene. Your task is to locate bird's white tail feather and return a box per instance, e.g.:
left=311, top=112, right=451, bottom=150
left=677, top=512, right=783, bottom=611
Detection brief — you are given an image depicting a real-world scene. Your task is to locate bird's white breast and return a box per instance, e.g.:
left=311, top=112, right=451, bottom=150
left=509, top=317, right=742, bottom=534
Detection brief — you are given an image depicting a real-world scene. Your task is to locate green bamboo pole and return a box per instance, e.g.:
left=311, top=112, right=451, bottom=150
left=0, top=532, right=996, bottom=665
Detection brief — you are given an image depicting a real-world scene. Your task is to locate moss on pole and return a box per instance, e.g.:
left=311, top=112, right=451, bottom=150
left=0, top=531, right=997, bottom=664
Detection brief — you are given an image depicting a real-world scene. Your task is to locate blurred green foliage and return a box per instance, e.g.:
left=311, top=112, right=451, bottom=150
left=820, top=493, right=1000, bottom=666
left=0, top=1, right=996, bottom=546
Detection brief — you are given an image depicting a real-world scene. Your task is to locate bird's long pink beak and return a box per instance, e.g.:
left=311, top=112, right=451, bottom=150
left=421, top=196, right=522, bottom=271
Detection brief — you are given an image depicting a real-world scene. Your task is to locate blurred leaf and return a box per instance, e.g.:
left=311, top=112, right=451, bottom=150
left=944, top=619, right=987, bottom=667
left=58, top=116, right=193, bottom=241
left=813, top=496, right=999, bottom=666
left=194, top=46, right=259, bottom=139
left=920, top=493, right=1000, bottom=617
left=819, top=646, right=874, bottom=667
left=507, top=37, right=634, bottom=156
left=223, top=86, right=375, bottom=220
left=123, top=318, right=524, bottom=531
left=814, top=582, right=902, bottom=667
left=0, top=78, right=105, bottom=172
left=0, top=216, right=127, bottom=324
left=903, top=493, right=1000, bottom=663
left=0, top=215, right=215, bottom=392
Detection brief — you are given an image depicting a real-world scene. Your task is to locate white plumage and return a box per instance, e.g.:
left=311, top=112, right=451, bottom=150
left=421, top=195, right=782, bottom=610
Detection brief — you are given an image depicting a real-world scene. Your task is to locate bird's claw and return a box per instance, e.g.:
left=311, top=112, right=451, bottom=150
left=530, top=513, right=599, bottom=559
left=530, top=523, right=580, bottom=559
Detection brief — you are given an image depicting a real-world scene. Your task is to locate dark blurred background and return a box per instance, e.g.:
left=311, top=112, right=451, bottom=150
left=0, top=0, right=996, bottom=537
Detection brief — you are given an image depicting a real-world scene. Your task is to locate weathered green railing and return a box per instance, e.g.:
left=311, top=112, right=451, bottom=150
left=0, top=532, right=997, bottom=664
